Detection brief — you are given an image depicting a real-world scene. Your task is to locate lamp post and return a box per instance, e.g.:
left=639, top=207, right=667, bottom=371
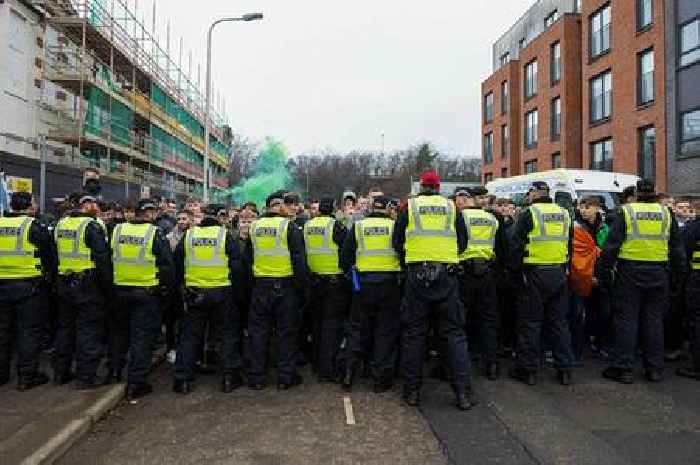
left=204, top=13, right=263, bottom=203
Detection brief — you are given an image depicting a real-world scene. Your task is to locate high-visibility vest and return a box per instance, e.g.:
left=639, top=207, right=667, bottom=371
left=405, top=195, right=458, bottom=264
left=184, top=225, right=230, bottom=288
left=303, top=216, right=342, bottom=275
left=355, top=217, right=401, bottom=273
left=112, top=222, right=158, bottom=287
left=0, top=216, right=41, bottom=280
left=55, top=216, right=96, bottom=275
left=523, top=203, right=570, bottom=265
left=692, top=240, right=700, bottom=271
left=618, top=203, right=670, bottom=262
left=251, top=216, right=293, bottom=278
left=459, top=208, right=498, bottom=261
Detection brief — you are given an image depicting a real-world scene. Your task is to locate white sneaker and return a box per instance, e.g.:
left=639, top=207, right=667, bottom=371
left=167, top=350, right=177, bottom=365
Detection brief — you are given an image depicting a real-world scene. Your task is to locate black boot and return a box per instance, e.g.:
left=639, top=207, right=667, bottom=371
left=602, top=367, right=634, bottom=384
left=277, top=374, right=303, bottom=391
left=645, top=369, right=663, bottom=383
left=102, top=369, right=123, bottom=385
left=76, top=379, right=102, bottom=390
left=558, top=370, right=573, bottom=386
left=509, top=366, right=537, bottom=386
left=341, top=368, right=355, bottom=392
left=126, top=383, right=153, bottom=400
left=373, top=380, right=393, bottom=393
left=677, top=365, right=700, bottom=380
left=17, top=372, right=49, bottom=391
left=173, top=379, right=192, bottom=394
left=456, top=391, right=478, bottom=411
left=403, top=386, right=421, bottom=407
left=222, top=371, right=244, bottom=393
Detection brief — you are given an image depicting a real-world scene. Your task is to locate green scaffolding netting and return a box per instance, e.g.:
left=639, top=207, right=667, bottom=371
left=84, top=86, right=133, bottom=149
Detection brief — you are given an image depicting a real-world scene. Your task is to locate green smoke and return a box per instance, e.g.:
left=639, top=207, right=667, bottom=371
left=226, top=137, right=293, bottom=207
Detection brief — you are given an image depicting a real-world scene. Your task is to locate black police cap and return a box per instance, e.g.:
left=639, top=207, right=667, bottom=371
left=265, top=190, right=286, bottom=207
left=137, top=198, right=157, bottom=212
left=319, top=197, right=335, bottom=214
left=372, top=195, right=391, bottom=210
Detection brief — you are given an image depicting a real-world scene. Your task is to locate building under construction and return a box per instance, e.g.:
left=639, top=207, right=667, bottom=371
left=0, top=0, right=232, bottom=204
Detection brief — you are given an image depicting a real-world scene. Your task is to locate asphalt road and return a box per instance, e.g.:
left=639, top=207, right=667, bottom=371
left=60, top=355, right=700, bottom=465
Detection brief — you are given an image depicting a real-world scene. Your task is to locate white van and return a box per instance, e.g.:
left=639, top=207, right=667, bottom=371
left=486, top=169, right=640, bottom=210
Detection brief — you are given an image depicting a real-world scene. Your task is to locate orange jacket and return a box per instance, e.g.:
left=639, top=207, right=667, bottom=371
left=569, top=223, right=600, bottom=297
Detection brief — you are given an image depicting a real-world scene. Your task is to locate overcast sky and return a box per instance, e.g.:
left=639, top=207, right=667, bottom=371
left=139, top=0, right=534, bottom=156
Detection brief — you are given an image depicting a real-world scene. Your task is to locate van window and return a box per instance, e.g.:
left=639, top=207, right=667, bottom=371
left=576, top=190, right=616, bottom=211
left=554, top=191, right=574, bottom=210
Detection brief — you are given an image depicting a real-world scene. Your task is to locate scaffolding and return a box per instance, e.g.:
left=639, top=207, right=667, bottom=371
left=38, top=0, right=232, bottom=199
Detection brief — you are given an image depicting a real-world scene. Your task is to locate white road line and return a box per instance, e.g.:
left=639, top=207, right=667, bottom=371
left=344, top=396, right=356, bottom=426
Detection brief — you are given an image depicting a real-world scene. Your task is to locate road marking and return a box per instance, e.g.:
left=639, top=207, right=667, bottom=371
left=344, top=396, right=356, bottom=426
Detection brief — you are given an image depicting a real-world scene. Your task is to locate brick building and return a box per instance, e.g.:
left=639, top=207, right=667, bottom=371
left=481, top=0, right=700, bottom=195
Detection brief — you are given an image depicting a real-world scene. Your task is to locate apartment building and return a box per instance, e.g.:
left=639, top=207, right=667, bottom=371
left=481, top=0, right=698, bottom=194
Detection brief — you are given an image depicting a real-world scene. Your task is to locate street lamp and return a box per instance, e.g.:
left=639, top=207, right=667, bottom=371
left=204, top=13, right=263, bottom=203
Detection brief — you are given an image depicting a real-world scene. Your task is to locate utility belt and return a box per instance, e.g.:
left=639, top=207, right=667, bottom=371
left=58, top=270, right=95, bottom=288
left=359, top=271, right=400, bottom=284
left=407, top=262, right=455, bottom=288
left=461, top=258, right=493, bottom=276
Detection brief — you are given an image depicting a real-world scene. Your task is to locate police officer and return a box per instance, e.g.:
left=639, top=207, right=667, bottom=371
left=340, top=195, right=401, bottom=392
left=0, top=192, right=56, bottom=390
left=303, top=197, right=349, bottom=382
left=508, top=181, right=573, bottom=386
left=110, top=199, right=175, bottom=399
left=599, top=180, right=686, bottom=383
left=454, top=186, right=506, bottom=380
left=53, top=194, right=112, bottom=389
left=677, top=212, right=700, bottom=380
left=393, top=172, right=475, bottom=411
left=246, top=191, right=307, bottom=390
left=173, top=204, right=244, bottom=394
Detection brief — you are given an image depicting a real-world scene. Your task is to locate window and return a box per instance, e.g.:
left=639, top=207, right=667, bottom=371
left=681, top=109, right=700, bottom=154
left=484, top=132, right=494, bottom=164
left=501, top=167, right=508, bottom=178
left=551, top=97, right=561, bottom=140
left=484, top=92, right=494, bottom=123
left=500, top=52, right=510, bottom=67
left=551, top=41, right=561, bottom=84
left=590, top=70, right=612, bottom=123
left=637, top=0, right=652, bottom=30
left=525, top=109, right=538, bottom=148
left=680, top=19, right=700, bottom=67
left=638, top=126, right=655, bottom=181
left=638, top=49, right=654, bottom=105
left=552, top=153, right=562, bottom=169
left=545, top=10, right=558, bottom=29
left=525, top=160, right=538, bottom=174
left=591, top=138, right=613, bottom=171
left=501, top=124, right=509, bottom=158
left=484, top=173, right=493, bottom=183
left=524, top=60, right=538, bottom=99
left=590, top=4, right=611, bottom=58
left=501, top=81, right=509, bottom=114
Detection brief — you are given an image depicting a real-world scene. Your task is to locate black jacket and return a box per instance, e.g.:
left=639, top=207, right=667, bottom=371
left=686, top=219, right=700, bottom=271
left=4, top=212, right=57, bottom=285
left=392, top=194, right=468, bottom=266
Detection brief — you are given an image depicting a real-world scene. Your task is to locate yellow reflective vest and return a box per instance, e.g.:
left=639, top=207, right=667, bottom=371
left=251, top=216, right=293, bottom=278
left=405, top=195, right=458, bottom=264
left=618, top=203, right=670, bottom=262
left=523, top=203, right=570, bottom=265
left=459, top=208, right=498, bottom=261
left=112, top=222, right=158, bottom=287
left=55, top=216, right=96, bottom=275
left=304, top=216, right=342, bottom=275
left=692, top=240, right=700, bottom=271
left=355, top=216, right=401, bottom=273
left=184, top=225, right=231, bottom=288
left=0, top=216, right=41, bottom=280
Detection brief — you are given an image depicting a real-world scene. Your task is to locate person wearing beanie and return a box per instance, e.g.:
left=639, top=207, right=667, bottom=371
left=302, top=196, right=349, bottom=382
left=392, top=171, right=476, bottom=411
left=599, top=179, right=687, bottom=384
left=0, top=192, right=56, bottom=391
left=108, top=198, right=175, bottom=400
left=339, top=195, right=402, bottom=393
left=244, top=190, right=307, bottom=390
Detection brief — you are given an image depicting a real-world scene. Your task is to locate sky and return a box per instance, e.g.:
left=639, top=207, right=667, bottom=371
left=135, top=0, right=534, bottom=157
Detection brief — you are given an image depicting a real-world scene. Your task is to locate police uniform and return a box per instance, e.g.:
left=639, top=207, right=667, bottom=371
left=53, top=211, right=112, bottom=388
left=340, top=200, right=401, bottom=391
left=459, top=206, right=505, bottom=380
left=110, top=208, right=174, bottom=398
left=303, top=212, right=349, bottom=381
left=173, top=216, right=244, bottom=393
left=0, top=211, right=56, bottom=389
left=393, top=185, right=475, bottom=410
left=245, top=208, right=307, bottom=389
left=678, top=219, right=700, bottom=379
left=600, top=199, right=686, bottom=382
left=508, top=197, right=573, bottom=385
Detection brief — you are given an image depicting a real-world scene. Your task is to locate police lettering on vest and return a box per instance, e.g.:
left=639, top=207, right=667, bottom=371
left=112, top=223, right=158, bottom=287
left=251, top=217, right=293, bottom=278
left=523, top=203, right=570, bottom=265
left=405, top=195, right=459, bottom=264
left=355, top=217, right=400, bottom=273
left=304, top=216, right=342, bottom=275
left=0, top=216, right=41, bottom=280
left=185, top=226, right=230, bottom=288
left=618, top=203, right=670, bottom=263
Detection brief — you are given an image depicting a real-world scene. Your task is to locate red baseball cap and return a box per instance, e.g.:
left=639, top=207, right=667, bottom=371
left=420, top=171, right=440, bottom=188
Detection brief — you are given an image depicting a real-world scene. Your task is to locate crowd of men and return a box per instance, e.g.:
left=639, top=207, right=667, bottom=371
left=0, top=169, right=698, bottom=411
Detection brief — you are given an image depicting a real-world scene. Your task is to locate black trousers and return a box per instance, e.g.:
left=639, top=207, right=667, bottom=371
left=113, top=288, right=162, bottom=386
left=347, top=276, right=401, bottom=383
left=514, top=266, right=573, bottom=372
left=248, top=279, right=301, bottom=385
left=0, top=280, right=45, bottom=379
left=461, top=263, right=499, bottom=366
left=310, top=276, right=350, bottom=379
left=610, top=262, right=668, bottom=373
left=174, top=287, right=242, bottom=381
left=54, top=275, right=105, bottom=382
left=687, top=271, right=700, bottom=368
left=401, top=266, right=471, bottom=394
